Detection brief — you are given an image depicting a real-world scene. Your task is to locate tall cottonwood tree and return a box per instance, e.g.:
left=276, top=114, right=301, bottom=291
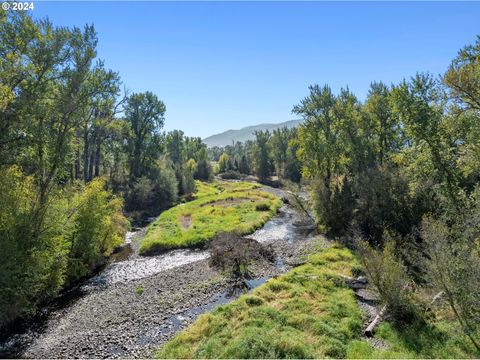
left=124, top=91, right=166, bottom=179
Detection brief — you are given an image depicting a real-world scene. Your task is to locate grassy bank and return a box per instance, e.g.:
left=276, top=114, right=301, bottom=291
left=156, top=245, right=364, bottom=358
left=139, top=181, right=282, bottom=254
left=156, top=243, right=477, bottom=358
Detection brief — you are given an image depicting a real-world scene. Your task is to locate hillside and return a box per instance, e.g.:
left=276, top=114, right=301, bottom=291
left=203, top=119, right=301, bottom=147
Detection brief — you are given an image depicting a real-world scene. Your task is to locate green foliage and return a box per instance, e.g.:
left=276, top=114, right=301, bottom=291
left=0, top=166, right=69, bottom=325
left=156, top=246, right=363, bottom=358
left=311, top=176, right=353, bottom=236
left=194, top=147, right=213, bottom=181
left=139, top=181, right=281, bottom=254
left=182, top=165, right=197, bottom=197
left=218, top=152, right=231, bottom=173
left=135, top=285, right=145, bottom=296
left=347, top=320, right=477, bottom=359
left=67, top=178, right=128, bottom=282
left=356, top=237, right=419, bottom=324
left=421, top=192, right=480, bottom=351
left=125, top=92, right=166, bottom=179
left=252, top=130, right=272, bottom=182
left=444, top=35, right=480, bottom=112
left=0, top=168, right=128, bottom=325
left=294, top=84, right=340, bottom=180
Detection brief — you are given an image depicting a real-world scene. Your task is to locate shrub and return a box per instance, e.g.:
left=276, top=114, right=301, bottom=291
left=135, top=285, right=145, bottom=296
left=219, top=170, right=243, bottom=180
left=422, top=208, right=480, bottom=352
left=127, top=176, right=154, bottom=212
left=152, top=166, right=178, bottom=211
left=311, top=176, right=353, bottom=236
left=255, top=202, right=270, bottom=211
left=127, top=166, right=178, bottom=216
left=67, top=178, right=129, bottom=282
left=209, top=233, right=274, bottom=280
left=0, top=166, right=69, bottom=326
left=355, top=236, right=420, bottom=324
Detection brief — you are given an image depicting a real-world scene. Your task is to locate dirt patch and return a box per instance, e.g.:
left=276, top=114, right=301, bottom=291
left=180, top=215, right=192, bottom=229
left=201, top=197, right=252, bottom=208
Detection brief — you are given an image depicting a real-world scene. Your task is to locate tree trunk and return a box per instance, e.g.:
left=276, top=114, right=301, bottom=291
left=83, top=125, right=89, bottom=182
left=94, top=139, right=101, bottom=178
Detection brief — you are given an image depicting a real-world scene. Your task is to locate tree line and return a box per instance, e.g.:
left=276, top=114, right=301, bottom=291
left=210, top=37, right=480, bottom=349
left=0, top=11, right=212, bottom=328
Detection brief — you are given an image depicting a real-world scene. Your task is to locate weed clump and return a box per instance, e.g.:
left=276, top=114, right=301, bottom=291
left=209, top=232, right=274, bottom=281
left=255, top=202, right=271, bottom=211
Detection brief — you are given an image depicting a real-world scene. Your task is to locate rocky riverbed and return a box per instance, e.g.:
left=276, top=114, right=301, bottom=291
left=1, top=187, right=325, bottom=359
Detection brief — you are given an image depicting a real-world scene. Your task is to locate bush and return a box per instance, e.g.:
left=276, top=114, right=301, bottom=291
left=255, top=202, right=271, bottom=211
left=209, top=233, right=274, bottom=280
left=351, top=166, right=418, bottom=245
left=0, top=166, right=70, bottom=326
left=422, top=207, right=480, bottom=352
left=178, top=166, right=196, bottom=198
left=355, top=236, right=420, bottom=324
left=67, top=178, right=129, bottom=282
left=219, top=170, right=243, bottom=180
left=127, top=176, right=154, bottom=212
left=311, top=176, right=353, bottom=237
left=127, top=165, right=178, bottom=216
left=152, top=166, right=178, bottom=211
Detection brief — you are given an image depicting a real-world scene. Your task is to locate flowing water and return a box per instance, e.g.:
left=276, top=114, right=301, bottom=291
left=0, top=189, right=316, bottom=358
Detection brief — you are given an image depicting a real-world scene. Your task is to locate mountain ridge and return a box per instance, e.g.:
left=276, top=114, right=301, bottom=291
left=202, top=119, right=302, bottom=147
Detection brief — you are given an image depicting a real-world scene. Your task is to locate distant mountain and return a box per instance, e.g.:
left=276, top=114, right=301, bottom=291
left=203, top=119, right=302, bottom=147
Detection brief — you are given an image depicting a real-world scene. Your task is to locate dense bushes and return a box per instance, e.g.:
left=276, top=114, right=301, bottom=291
left=126, top=165, right=178, bottom=218
left=421, top=191, right=480, bottom=351
left=0, top=167, right=69, bottom=325
left=356, top=238, right=419, bottom=324
left=67, top=178, right=129, bottom=282
left=0, top=169, right=128, bottom=327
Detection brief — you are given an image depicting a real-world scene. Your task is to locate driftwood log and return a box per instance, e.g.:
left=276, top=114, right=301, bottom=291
left=364, top=305, right=387, bottom=337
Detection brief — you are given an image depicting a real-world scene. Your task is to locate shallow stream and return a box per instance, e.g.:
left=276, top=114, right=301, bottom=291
left=0, top=188, right=316, bottom=358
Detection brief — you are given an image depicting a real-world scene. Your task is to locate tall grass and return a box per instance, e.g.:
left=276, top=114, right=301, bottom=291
left=156, top=245, right=364, bottom=358
left=156, top=242, right=478, bottom=358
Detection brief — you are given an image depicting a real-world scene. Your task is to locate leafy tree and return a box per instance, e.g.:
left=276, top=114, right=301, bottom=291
left=270, top=128, right=290, bottom=178
left=365, top=82, right=401, bottom=163
left=293, top=85, right=340, bottom=187
left=444, top=35, right=480, bottom=112
left=194, top=147, right=213, bottom=180
left=253, top=130, right=272, bottom=182
left=124, top=91, right=166, bottom=179
left=218, top=152, right=231, bottom=173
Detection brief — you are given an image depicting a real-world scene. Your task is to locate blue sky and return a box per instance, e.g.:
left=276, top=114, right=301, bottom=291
left=33, top=1, right=480, bottom=138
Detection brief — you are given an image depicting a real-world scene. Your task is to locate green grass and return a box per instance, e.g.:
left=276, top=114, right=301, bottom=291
left=156, top=242, right=479, bottom=359
left=156, top=245, right=364, bottom=358
left=346, top=319, right=478, bottom=359
left=135, top=285, right=144, bottom=296
left=139, top=180, right=282, bottom=254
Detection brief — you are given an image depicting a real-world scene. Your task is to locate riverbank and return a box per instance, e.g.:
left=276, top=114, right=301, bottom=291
left=0, top=183, right=321, bottom=358
left=139, top=180, right=282, bottom=254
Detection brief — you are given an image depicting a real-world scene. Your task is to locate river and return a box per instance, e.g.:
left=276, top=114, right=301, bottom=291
left=0, top=187, right=319, bottom=358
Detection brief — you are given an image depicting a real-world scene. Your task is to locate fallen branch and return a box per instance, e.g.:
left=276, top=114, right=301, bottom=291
left=364, top=305, right=387, bottom=337
left=286, top=190, right=315, bottom=223
left=430, top=291, right=444, bottom=305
